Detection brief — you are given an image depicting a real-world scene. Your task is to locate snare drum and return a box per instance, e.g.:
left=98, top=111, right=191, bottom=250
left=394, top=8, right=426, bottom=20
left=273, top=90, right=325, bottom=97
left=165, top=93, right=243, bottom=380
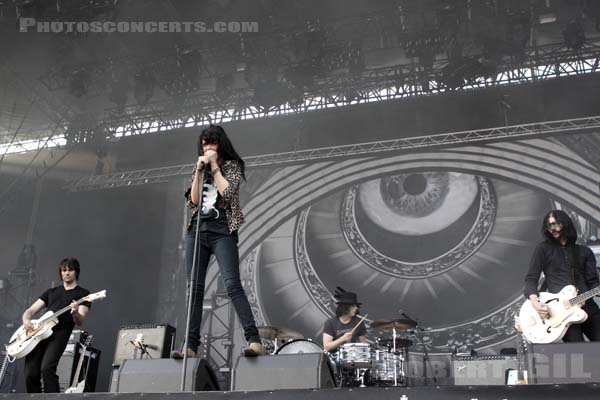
left=337, top=343, right=372, bottom=368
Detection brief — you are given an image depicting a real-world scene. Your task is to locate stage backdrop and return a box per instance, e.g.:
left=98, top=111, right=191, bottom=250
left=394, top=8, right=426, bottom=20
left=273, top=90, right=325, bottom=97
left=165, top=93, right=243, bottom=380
left=177, top=134, right=600, bottom=367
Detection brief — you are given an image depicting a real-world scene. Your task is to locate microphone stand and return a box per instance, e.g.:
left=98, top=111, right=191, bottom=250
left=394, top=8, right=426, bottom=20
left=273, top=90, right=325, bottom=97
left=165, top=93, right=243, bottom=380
left=180, top=164, right=207, bottom=391
left=130, top=341, right=153, bottom=359
left=402, top=312, right=436, bottom=387
left=415, top=327, right=436, bottom=386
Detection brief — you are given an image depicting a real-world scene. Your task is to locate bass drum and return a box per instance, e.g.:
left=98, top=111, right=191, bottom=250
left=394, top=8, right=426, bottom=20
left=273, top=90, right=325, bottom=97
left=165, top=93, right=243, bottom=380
left=276, top=339, right=324, bottom=354
left=276, top=339, right=339, bottom=387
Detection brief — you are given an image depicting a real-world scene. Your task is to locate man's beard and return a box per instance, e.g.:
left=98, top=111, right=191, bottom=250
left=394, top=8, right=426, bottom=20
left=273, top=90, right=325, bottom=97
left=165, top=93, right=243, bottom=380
left=550, top=230, right=564, bottom=243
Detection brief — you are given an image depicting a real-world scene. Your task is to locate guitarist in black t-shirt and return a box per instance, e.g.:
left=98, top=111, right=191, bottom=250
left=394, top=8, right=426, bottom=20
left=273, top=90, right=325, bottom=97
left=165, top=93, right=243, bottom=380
left=21, top=258, right=91, bottom=393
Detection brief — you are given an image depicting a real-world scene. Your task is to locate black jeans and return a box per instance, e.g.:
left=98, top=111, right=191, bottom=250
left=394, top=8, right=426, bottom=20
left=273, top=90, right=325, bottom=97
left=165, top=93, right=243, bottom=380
left=24, top=328, right=71, bottom=393
left=563, top=303, right=600, bottom=342
left=185, top=219, right=260, bottom=352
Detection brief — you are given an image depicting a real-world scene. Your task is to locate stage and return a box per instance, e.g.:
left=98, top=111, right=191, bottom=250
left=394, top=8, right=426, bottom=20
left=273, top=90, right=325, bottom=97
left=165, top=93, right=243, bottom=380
left=3, top=384, right=600, bottom=400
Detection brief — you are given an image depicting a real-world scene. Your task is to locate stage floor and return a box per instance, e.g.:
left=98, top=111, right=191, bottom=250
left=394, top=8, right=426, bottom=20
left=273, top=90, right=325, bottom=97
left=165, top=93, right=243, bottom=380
left=3, top=384, right=600, bottom=400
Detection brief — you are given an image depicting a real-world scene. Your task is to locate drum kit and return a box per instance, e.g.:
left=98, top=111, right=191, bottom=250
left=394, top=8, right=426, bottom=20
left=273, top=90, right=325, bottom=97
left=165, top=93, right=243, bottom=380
left=257, top=316, right=418, bottom=388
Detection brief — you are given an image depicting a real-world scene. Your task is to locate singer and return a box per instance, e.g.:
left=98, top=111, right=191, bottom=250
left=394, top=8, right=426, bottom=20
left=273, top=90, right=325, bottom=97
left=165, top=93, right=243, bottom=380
left=173, top=124, right=262, bottom=359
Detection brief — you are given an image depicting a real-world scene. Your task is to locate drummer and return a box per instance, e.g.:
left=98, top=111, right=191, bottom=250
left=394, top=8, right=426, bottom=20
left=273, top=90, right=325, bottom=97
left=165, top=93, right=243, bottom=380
left=323, top=287, right=367, bottom=353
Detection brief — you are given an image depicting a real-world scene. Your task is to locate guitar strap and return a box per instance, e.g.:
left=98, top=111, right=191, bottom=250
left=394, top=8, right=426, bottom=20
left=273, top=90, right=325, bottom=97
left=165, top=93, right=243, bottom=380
left=566, top=244, right=580, bottom=285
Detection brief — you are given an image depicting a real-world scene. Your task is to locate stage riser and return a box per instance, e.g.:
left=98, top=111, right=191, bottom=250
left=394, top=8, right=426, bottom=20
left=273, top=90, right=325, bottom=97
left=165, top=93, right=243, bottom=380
left=231, top=353, right=335, bottom=391
left=530, top=342, right=600, bottom=384
left=110, top=358, right=219, bottom=392
left=2, top=385, right=600, bottom=400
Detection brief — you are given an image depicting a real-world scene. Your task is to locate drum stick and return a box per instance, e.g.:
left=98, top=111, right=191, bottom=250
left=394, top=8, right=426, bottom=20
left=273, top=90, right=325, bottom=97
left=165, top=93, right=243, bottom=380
left=351, top=314, right=368, bottom=334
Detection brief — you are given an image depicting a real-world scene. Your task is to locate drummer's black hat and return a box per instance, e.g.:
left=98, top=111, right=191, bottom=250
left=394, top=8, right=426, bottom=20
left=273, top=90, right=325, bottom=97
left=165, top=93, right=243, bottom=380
left=334, top=286, right=362, bottom=306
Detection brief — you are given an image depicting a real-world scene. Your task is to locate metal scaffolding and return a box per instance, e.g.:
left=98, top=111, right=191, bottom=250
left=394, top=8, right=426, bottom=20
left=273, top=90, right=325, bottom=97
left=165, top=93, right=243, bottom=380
left=65, top=115, right=600, bottom=192
left=99, top=43, right=600, bottom=138
left=200, top=289, right=236, bottom=391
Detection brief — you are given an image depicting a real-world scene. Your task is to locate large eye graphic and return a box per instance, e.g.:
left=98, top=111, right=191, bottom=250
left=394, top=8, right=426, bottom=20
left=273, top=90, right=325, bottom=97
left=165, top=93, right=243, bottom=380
left=201, top=139, right=599, bottom=354
left=359, top=172, right=479, bottom=236
left=251, top=171, right=552, bottom=352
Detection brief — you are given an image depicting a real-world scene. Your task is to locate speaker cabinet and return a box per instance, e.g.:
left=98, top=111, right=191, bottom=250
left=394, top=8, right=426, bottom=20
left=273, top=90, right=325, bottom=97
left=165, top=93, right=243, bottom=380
left=109, top=358, right=219, bottom=393
left=113, top=324, right=175, bottom=366
left=530, top=342, right=600, bottom=384
left=231, top=353, right=335, bottom=391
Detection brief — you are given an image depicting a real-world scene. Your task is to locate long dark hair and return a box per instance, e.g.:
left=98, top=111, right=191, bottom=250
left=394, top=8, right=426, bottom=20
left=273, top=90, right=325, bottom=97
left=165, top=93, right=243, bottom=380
left=197, top=124, right=245, bottom=180
left=335, top=304, right=358, bottom=317
left=58, top=257, right=80, bottom=280
left=542, top=209, right=578, bottom=245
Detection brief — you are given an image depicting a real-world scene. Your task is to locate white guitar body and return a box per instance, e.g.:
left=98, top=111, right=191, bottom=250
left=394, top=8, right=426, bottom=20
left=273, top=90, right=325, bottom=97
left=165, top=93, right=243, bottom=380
left=6, top=311, right=58, bottom=359
left=519, top=285, right=588, bottom=344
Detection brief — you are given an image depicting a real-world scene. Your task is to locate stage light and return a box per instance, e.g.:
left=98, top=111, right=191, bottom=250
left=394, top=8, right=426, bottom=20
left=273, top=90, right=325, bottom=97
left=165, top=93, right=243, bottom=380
left=252, top=78, right=288, bottom=110
left=215, top=73, right=235, bottom=101
left=67, top=69, right=90, bottom=98
left=108, top=62, right=130, bottom=112
left=563, top=20, right=585, bottom=50
left=176, top=46, right=203, bottom=88
left=347, top=44, right=365, bottom=76
left=133, top=68, right=155, bottom=107
left=538, top=12, right=557, bottom=24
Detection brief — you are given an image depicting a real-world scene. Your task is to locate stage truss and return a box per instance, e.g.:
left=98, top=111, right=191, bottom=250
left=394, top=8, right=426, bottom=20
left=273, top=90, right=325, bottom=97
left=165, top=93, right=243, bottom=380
left=65, top=115, right=600, bottom=192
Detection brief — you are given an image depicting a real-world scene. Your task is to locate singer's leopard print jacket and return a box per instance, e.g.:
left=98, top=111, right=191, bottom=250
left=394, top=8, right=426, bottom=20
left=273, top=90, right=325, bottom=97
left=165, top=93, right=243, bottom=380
left=185, top=160, right=245, bottom=234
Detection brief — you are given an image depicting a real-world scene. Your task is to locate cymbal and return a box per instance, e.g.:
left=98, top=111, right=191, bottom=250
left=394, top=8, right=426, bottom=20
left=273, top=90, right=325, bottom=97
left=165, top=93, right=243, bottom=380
left=370, top=318, right=417, bottom=331
left=257, top=326, right=304, bottom=341
left=377, top=338, right=414, bottom=348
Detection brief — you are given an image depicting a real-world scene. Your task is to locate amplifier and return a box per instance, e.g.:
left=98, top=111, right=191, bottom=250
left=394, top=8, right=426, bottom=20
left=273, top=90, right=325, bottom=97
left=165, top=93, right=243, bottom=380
left=113, top=324, right=175, bottom=366
left=452, top=355, right=517, bottom=385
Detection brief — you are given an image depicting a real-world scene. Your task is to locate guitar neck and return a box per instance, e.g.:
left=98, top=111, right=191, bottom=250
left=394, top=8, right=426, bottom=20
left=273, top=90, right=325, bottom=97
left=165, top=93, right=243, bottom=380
left=39, top=298, right=87, bottom=324
left=569, top=286, right=600, bottom=306
left=516, top=332, right=524, bottom=376
left=71, top=345, right=87, bottom=388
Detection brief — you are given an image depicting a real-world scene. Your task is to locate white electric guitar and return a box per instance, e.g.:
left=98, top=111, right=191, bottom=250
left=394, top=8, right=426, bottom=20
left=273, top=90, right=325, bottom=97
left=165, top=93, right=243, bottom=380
left=5, top=290, right=106, bottom=359
left=518, top=285, right=600, bottom=343
left=65, top=335, right=94, bottom=394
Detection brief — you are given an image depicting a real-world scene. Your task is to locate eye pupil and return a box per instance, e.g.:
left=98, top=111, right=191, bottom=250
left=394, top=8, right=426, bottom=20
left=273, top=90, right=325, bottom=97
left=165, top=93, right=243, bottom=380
left=403, top=174, right=427, bottom=195
left=381, top=172, right=450, bottom=218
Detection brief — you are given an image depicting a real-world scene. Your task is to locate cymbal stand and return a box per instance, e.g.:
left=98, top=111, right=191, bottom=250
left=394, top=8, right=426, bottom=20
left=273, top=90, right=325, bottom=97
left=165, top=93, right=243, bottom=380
left=392, top=326, right=398, bottom=387
left=414, top=327, right=436, bottom=386
left=272, top=335, right=279, bottom=354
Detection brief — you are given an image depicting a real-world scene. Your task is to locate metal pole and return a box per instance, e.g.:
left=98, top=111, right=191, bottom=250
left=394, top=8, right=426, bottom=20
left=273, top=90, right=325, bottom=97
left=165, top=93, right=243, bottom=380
left=180, top=171, right=206, bottom=391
